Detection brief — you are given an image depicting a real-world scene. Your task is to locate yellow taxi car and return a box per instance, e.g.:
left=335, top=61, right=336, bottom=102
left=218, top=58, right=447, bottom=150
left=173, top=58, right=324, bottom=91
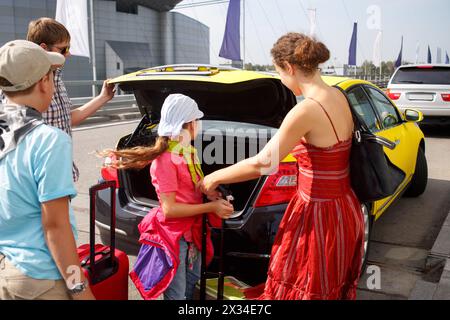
left=98, top=65, right=427, bottom=285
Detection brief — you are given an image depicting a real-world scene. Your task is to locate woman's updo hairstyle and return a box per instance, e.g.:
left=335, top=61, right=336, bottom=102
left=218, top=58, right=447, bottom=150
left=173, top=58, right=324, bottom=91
left=271, top=32, right=330, bottom=76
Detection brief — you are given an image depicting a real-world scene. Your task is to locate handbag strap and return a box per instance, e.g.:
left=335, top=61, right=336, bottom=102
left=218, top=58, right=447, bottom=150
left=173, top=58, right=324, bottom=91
left=333, top=85, right=370, bottom=142
left=333, top=85, right=397, bottom=150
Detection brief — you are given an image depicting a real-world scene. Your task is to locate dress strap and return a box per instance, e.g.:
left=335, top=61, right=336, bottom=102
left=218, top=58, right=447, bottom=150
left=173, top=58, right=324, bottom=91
left=306, top=97, right=341, bottom=143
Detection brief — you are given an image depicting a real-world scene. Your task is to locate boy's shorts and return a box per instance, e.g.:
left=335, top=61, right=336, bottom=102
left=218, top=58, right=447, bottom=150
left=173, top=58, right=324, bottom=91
left=0, top=253, right=71, bottom=300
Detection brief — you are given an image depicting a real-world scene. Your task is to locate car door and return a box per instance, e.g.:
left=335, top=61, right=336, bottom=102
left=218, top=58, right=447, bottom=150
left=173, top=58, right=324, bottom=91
left=346, top=85, right=412, bottom=217
left=361, top=85, right=418, bottom=216
left=346, top=85, right=382, bottom=133
left=363, top=85, right=416, bottom=177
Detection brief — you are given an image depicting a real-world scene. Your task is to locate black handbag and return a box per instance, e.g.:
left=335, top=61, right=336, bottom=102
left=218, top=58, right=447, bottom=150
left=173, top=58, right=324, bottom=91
left=335, top=86, right=406, bottom=203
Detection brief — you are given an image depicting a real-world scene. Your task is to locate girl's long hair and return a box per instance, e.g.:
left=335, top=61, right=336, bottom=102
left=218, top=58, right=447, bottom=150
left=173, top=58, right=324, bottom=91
left=102, top=136, right=170, bottom=170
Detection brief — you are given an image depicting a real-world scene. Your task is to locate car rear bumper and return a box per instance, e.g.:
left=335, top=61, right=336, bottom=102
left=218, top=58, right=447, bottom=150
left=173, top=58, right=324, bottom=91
left=95, top=187, right=148, bottom=243
left=396, top=105, right=450, bottom=117
left=94, top=185, right=289, bottom=285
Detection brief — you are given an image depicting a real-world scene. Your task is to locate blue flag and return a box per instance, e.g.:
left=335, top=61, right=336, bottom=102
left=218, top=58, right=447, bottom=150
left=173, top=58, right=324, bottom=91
left=427, top=45, right=432, bottom=63
left=395, top=36, right=403, bottom=68
left=445, top=51, right=449, bottom=64
left=219, top=0, right=241, bottom=61
left=348, top=22, right=357, bottom=66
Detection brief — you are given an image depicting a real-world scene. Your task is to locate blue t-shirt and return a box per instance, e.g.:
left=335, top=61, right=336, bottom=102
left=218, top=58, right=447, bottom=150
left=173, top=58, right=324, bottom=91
left=0, top=124, right=77, bottom=280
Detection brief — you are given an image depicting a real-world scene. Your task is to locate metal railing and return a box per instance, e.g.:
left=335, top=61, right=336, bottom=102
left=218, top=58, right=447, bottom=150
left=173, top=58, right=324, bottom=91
left=347, top=75, right=392, bottom=89
left=65, top=79, right=136, bottom=107
left=65, top=80, right=139, bottom=125
left=70, top=94, right=136, bottom=108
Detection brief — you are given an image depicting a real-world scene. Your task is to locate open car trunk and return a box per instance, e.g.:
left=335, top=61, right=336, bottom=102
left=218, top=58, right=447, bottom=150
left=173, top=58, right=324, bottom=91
left=116, top=75, right=296, bottom=213
left=117, top=119, right=277, bottom=213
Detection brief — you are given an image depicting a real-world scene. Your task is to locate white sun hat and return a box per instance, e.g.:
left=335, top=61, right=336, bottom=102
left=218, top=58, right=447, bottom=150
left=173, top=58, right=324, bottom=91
left=157, top=94, right=204, bottom=138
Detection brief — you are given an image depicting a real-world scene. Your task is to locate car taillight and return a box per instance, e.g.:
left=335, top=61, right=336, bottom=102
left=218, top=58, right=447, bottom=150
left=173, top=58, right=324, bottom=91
left=254, top=162, right=298, bottom=208
left=386, top=89, right=401, bottom=100
left=101, top=154, right=120, bottom=188
left=442, top=93, right=450, bottom=102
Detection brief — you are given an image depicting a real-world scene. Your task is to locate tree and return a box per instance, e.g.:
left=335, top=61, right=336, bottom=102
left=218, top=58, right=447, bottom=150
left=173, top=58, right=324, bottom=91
left=360, top=60, right=376, bottom=76
left=356, top=60, right=396, bottom=77
left=244, top=63, right=255, bottom=71
left=244, top=63, right=275, bottom=71
left=382, top=61, right=395, bottom=75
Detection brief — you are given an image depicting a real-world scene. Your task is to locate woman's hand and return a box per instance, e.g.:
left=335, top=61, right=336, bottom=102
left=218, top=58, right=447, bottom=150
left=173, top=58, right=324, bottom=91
left=200, top=173, right=220, bottom=195
left=211, top=199, right=234, bottom=220
left=198, top=178, right=222, bottom=201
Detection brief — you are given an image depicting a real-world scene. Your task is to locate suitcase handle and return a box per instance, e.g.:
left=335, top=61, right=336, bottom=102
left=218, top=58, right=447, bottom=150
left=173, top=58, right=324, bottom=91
left=199, top=185, right=232, bottom=301
left=80, top=249, right=111, bottom=267
left=89, top=180, right=117, bottom=281
left=216, top=185, right=232, bottom=300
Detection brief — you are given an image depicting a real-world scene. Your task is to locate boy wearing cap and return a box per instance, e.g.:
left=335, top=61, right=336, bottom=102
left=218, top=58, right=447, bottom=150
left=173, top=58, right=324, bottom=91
left=0, top=40, right=95, bottom=300
left=0, top=17, right=116, bottom=182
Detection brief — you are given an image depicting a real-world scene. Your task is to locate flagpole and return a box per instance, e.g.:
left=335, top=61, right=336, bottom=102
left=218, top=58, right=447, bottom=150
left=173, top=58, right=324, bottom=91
left=380, top=30, right=382, bottom=79
left=89, top=0, right=98, bottom=97
left=242, top=0, right=245, bottom=69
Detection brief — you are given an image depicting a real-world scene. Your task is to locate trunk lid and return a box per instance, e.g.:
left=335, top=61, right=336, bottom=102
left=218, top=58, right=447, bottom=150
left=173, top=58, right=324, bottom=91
left=110, top=65, right=297, bottom=127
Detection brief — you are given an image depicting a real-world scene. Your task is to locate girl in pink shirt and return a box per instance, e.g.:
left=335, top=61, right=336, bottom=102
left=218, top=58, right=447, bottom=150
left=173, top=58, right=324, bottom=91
left=105, top=94, right=233, bottom=300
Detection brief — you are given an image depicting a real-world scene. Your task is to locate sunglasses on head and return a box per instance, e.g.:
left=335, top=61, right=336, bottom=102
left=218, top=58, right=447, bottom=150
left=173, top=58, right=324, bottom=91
left=50, top=45, right=70, bottom=55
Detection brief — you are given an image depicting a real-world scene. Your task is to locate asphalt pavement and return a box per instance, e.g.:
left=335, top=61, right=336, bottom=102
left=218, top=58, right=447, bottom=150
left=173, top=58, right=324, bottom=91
left=72, top=121, right=450, bottom=300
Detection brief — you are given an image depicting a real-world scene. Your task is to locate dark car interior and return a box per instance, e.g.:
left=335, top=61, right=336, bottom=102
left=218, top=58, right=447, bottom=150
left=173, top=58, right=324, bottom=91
left=116, top=78, right=297, bottom=212
left=116, top=120, right=266, bottom=212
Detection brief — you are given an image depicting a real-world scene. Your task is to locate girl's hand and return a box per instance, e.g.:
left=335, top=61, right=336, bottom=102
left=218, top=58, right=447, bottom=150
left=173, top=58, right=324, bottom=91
left=212, top=199, right=234, bottom=220
left=206, top=190, right=222, bottom=201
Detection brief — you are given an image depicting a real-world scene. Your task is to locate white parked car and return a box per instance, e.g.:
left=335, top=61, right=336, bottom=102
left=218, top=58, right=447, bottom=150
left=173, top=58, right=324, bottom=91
left=387, top=64, right=450, bottom=123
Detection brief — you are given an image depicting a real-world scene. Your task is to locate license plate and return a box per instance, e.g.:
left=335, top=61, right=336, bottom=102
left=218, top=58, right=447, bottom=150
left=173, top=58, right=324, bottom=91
left=408, top=93, right=434, bottom=101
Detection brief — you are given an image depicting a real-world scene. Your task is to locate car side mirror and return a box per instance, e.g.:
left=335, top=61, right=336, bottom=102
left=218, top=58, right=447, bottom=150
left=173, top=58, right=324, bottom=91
left=382, top=113, right=398, bottom=127
left=404, top=109, right=424, bottom=123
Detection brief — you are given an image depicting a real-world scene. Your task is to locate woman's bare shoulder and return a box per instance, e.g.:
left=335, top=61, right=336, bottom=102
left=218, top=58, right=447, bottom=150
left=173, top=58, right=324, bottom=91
left=330, top=86, right=350, bottom=105
left=281, top=98, right=321, bottom=133
left=292, top=97, right=319, bottom=115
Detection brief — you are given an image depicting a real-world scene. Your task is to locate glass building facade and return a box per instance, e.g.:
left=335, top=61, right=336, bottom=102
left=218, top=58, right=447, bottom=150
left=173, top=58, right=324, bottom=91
left=0, top=0, right=210, bottom=97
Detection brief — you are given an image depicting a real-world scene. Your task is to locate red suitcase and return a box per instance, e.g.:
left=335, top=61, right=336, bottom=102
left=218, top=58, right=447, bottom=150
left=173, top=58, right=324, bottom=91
left=77, top=180, right=129, bottom=300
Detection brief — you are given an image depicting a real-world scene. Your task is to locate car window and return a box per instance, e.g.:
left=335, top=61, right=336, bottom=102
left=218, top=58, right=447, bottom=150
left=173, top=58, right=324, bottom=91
left=391, top=66, right=450, bottom=85
left=365, top=87, right=401, bottom=129
left=347, top=86, right=381, bottom=133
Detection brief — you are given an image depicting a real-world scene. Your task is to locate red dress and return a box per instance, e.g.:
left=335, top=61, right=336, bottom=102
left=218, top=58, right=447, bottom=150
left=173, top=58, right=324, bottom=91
left=259, top=100, right=365, bottom=300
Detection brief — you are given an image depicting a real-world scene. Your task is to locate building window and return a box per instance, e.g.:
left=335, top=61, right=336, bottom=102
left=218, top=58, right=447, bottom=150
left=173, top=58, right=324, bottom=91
left=116, top=2, right=138, bottom=14
left=117, top=62, right=121, bottom=70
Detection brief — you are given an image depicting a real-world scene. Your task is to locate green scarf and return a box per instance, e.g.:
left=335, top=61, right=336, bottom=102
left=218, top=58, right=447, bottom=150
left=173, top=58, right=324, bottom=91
left=167, top=140, right=204, bottom=186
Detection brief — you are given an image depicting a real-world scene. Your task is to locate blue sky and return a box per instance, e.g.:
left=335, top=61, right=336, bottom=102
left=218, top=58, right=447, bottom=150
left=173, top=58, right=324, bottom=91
left=174, top=0, right=450, bottom=67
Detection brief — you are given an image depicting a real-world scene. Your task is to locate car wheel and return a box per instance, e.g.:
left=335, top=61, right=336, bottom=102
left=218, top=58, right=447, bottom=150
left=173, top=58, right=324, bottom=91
left=404, top=147, right=428, bottom=197
left=361, top=203, right=373, bottom=274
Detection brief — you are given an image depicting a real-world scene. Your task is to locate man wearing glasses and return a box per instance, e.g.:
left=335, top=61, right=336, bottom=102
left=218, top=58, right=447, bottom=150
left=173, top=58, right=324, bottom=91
left=0, top=18, right=116, bottom=182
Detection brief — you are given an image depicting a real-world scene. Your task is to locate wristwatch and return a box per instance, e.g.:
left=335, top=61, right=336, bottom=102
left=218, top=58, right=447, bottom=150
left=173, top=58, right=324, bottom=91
left=67, top=280, right=89, bottom=296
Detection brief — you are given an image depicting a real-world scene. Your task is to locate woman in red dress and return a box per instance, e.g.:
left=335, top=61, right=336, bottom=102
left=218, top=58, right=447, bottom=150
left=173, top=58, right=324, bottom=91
left=201, top=33, right=365, bottom=300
